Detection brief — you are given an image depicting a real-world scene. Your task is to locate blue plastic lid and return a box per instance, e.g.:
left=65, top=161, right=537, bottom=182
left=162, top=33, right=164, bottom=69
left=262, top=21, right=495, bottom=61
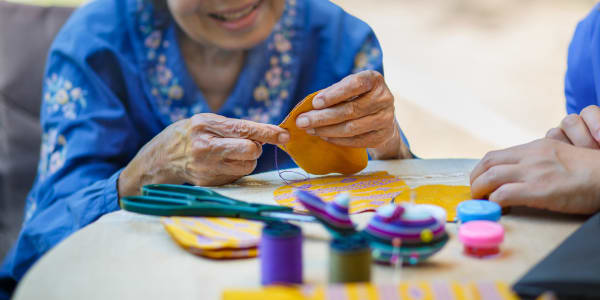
left=457, top=200, right=501, bottom=223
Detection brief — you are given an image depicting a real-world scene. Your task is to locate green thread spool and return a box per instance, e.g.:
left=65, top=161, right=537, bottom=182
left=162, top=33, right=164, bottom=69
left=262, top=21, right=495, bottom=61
left=328, top=235, right=371, bottom=283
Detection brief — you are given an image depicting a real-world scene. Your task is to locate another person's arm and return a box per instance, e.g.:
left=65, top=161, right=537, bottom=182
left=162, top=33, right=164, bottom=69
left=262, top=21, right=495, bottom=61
left=469, top=7, right=600, bottom=214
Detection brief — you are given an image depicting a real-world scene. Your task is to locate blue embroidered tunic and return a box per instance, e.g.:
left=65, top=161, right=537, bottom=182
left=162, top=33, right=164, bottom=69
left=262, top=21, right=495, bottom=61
left=0, top=0, right=388, bottom=295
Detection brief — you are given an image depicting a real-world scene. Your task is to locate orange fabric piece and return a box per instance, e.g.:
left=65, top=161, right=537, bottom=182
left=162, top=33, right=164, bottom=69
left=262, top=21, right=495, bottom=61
left=278, top=91, right=368, bottom=175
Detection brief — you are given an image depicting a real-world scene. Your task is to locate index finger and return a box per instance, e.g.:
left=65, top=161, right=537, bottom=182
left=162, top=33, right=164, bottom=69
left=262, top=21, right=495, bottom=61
left=470, top=148, right=520, bottom=185
left=192, top=114, right=290, bottom=144
left=312, top=70, right=382, bottom=109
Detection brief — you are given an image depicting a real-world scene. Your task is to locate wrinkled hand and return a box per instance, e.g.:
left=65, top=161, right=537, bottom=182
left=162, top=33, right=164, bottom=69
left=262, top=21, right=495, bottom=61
left=546, top=105, right=600, bottom=149
left=470, top=138, right=600, bottom=214
left=295, top=70, right=410, bottom=159
left=119, top=113, right=289, bottom=196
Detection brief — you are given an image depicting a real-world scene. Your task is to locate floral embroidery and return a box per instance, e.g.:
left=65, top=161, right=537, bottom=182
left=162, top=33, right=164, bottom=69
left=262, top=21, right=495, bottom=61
left=136, top=1, right=200, bottom=123
left=352, top=36, right=382, bottom=73
left=247, top=0, right=298, bottom=123
left=135, top=0, right=298, bottom=124
left=38, top=127, right=67, bottom=180
left=43, top=73, right=88, bottom=120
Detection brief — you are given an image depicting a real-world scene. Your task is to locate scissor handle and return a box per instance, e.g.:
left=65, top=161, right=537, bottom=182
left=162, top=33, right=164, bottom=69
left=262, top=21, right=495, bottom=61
left=121, top=184, right=292, bottom=221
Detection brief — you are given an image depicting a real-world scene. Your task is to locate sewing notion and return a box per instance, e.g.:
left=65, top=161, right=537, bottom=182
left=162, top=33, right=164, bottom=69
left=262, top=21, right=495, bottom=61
left=120, top=184, right=315, bottom=223
left=260, top=222, right=303, bottom=285
left=457, top=200, right=502, bottom=223
left=274, top=172, right=471, bottom=221
left=458, top=220, right=504, bottom=258
left=328, top=235, right=372, bottom=283
left=364, top=204, right=449, bottom=265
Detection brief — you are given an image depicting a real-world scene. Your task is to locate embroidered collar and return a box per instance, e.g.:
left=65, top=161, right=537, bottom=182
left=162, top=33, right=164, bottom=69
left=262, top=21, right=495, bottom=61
left=130, top=0, right=303, bottom=126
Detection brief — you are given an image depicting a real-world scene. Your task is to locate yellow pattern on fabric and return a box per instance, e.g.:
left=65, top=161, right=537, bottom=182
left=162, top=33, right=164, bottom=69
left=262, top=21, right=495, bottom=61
left=393, top=185, right=472, bottom=222
left=278, top=91, right=368, bottom=175
left=273, top=172, right=471, bottom=221
left=221, top=282, right=519, bottom=300
left=274, top=171, right=409, bottom=214
left=161, top=217, right=262, bottom=259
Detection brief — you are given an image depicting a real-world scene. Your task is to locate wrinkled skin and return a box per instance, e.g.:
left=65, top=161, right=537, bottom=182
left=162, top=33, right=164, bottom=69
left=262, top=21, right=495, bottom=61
left=296, top=70, right=411, bottom=160
left=120, top=114, right=290, bottom=195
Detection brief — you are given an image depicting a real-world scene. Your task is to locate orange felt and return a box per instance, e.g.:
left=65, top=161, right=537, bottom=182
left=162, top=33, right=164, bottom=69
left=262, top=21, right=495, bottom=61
left=278, top=91, right=368, bottom=175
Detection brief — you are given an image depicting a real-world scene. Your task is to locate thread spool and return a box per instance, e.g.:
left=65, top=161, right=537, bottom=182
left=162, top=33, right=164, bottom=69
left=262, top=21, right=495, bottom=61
left=260, top=222, right=303, bottom=285
left=329, top=235, right=371, bottom=283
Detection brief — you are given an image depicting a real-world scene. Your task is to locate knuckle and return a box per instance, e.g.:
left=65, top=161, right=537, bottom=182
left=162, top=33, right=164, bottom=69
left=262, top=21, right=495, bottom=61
left=480, top=152, right=496, bottom=169
left=344, top=101, right=357, bottom=118
left=485, top=166, right=500, bottom=184
left=581, top=105, right=599, bottom=116
left=344, top=121, right=357, bottom=134
left=232, top=122, right=252, bottom=138
left=561, top=114, right=581, bottom=127
left=490, top=187, right=507, bottom=204
left=545, top=127, right=560, bottom=138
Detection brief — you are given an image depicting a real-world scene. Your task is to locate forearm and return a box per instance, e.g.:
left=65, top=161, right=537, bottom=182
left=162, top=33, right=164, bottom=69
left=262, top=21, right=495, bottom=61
left=118, top=120, right=190, bottom=197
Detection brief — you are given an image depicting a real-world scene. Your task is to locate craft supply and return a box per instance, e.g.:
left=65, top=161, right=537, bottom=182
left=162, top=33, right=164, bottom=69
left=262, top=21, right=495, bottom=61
left=121, top=184, right=315, bottom=223
left=260, top=222, right=303, bottom=285
left=222, top=281, right=520, bottom=300
left=328, top=235, right=371, bottom=283
left=458, top=220, right=504, bottom=258
left=414, top=204, right=447, bottom=224
left=161, top=217, right=262, bottom=259
left=393, top=184, right=472, bottom=221
left=278, top=90, right=368, bottom=175
left=295, top=190, right=356, bottom=237
left=363, top=204, right=449, bottom=265
left=457, top=200, right=501, bottom=223
left=274, top=173, right=470, bottom=221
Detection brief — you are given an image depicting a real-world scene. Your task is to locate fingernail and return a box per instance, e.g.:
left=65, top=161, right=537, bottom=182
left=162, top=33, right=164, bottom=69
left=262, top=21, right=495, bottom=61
left=278, top=132, right=290, bottom=143
left=296, top=116, right=309, bottom=128
left=306, top=128, right=315, bottom=135
left=313, top=96, right=324, bottom=108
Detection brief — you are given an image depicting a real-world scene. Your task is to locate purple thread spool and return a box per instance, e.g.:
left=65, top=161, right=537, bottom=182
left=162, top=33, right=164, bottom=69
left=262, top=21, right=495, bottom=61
left=260, top=222, right=303, bottom=285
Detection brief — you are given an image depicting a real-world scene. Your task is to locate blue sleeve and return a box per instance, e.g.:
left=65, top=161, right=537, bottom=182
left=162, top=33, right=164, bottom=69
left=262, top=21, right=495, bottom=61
left=350, top=33, right=411, bottom=152
left=565, top=5, right=600, bottom=114
left=0, top=50, right=140, bottom=287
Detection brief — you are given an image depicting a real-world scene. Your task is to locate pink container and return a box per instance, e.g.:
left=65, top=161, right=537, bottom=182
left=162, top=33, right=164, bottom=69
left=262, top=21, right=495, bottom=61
left=458, top=220, right=504, bottom=257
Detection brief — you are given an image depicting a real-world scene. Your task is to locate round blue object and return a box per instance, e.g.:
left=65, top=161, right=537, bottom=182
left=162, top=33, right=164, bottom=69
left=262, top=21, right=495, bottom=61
left=457, top=200, right=501, bottom=223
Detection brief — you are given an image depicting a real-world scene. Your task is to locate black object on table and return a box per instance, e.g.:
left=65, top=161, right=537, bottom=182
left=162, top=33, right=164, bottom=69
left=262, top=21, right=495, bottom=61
left=513, top=212, right=600, bottom=300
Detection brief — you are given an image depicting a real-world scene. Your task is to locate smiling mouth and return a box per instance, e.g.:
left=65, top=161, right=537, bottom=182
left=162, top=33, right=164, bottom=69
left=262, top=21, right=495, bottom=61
left=208, top=1, right=262, bottom=22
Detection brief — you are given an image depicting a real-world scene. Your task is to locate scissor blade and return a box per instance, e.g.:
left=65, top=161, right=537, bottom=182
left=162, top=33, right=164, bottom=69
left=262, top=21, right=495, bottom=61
left=261, top=212, right=316, bottom=223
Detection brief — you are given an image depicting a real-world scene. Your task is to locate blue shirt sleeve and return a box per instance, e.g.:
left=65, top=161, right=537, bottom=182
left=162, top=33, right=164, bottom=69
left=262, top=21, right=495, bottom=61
left=565, top=5, right=600, bottom=114
left=0, top=50, right=139, bottom=286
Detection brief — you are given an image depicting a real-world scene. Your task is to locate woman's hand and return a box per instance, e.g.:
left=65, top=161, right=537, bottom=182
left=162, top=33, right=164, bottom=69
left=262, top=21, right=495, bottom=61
left=546, top=105, right=600, bottom=149
left=470, top=138, right=600, bottom=214
left=119, top=113, right=289, bottom=196
left=295, top=70, right=411, bottom=159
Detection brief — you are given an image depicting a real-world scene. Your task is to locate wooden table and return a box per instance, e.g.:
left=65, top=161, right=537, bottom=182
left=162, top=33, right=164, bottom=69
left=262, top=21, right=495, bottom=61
left=13, top=159, right=586, bottom=300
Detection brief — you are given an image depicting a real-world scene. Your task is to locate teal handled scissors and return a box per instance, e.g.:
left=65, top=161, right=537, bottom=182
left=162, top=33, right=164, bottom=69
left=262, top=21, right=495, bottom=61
left=120, top=184, right=315, bottom=223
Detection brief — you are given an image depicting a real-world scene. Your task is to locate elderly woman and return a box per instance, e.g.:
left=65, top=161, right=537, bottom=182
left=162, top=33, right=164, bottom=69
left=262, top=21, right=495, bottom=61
left=0, top=0, right=411, bottom=294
